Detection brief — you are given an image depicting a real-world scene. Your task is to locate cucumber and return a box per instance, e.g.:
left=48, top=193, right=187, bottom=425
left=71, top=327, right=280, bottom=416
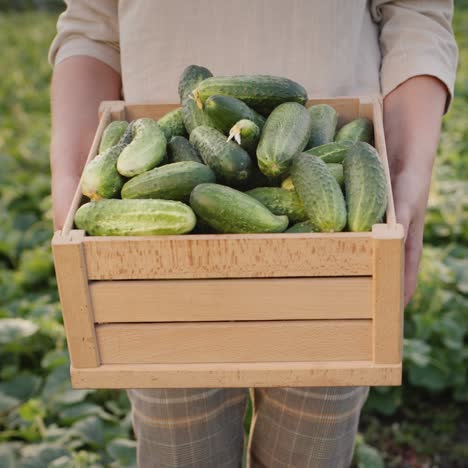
left=81, top=143, right=126, bottom=201
left=256, top=102, right=312, bottom=177
left=344, top=142, right=387, bottom=231
left=204, top=95, right=266, bottom=133
left=117, top=118, right=167, bottom=177
left=178, top=65, right=214, bottom=134
left=189, top=126, right=252, bottom=187
left=157, top=108, right=187, bottom=140
left=118, top=120, right=135, bottom=146
left=228, top=119, right=260, bottom=155
left=178, top=64, right=213, bottom=102
left=306, top=104, right=338, bottom=149
left=327, top=163, right=344, bottom=186
left=99, top=121, right=128, bottom=153
left=121, top=161, right=216, bottom=201
left=167, top=136, right=202, bottom=164
left=291, top=153, right=347, bottom=232
left=74, top=199, right=196, bottom=236
left=282, top=162, right=343, bottom=190
left=286, top=220, right=318, bottom=233
left=246, top=187, right=306, bottom=223
left=195, top=75, right=308, bottom=116
left=335, top=118, right=373, bottom=143
left=190, top=183, right=288, bottom=234
left=304, top=141, right=354, bottom=163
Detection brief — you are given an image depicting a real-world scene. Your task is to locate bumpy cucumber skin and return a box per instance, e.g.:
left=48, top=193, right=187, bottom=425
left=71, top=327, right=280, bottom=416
left=257, top=102, right=312, bottom=178
left=286, top=220, right=318, bottom=233
left=121, top=161, right=216, bottom=201
left=204, top=95, right=266, bottom=133
left=178, top=65, right=214, bottom=134
left=81, top=143, right=126, bottom=201
left=326, top=163, right=344, bottom=186
left=74, top=199, right=196, bottom=236
left=335, top=118, right=373, bottom=143
left=229, top=119, right=260, bottom=156
left=190, top=183, right=288, bottom=234
left=291, top=153, right=347, bottom=232
left=304, top=141, right=354, bottom=163
left=189, top=126, right=252, bottom=187
left=246, top=187, right=306, bottom=223
left=306, top=104, right=338, bottom=149
left=117, top=120, right=134, bottom=146
left=117, top=118, right=167, bottom=177
left=167, top=136, right=202, bottom=164
left=196, top=75, right=308, bottom=116
left=344, top=142, right=387, bottom=232
left=99, top=121, right=128, bottom=153
left=158, top=108, right=187, bottom=140
left=178, top=65, right=213, bottom=101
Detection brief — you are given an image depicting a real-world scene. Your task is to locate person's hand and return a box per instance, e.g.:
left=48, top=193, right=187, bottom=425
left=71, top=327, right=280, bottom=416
left=383, top=76, right=448, bottom=306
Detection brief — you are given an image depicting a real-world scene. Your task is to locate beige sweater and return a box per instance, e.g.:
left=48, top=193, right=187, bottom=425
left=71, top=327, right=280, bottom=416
left=49, top=0, right=458, bottom=106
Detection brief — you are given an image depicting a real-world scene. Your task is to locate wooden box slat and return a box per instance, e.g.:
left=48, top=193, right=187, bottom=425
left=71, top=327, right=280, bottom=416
left=83, top=233, right=372, bottom=280
left=71, top=362, right=402, bottom=388
left=96, top=320, right=372, bottom=364
left=91, top=277, right=373, bottom=323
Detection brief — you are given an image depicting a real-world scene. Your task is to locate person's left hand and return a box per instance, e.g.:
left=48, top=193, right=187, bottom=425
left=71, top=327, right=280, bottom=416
left=383, top=76, right=448, bottom=306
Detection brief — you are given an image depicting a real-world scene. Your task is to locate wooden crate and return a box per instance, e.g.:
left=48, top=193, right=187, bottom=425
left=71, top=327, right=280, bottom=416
left=52, top=97, right=404, bottom=389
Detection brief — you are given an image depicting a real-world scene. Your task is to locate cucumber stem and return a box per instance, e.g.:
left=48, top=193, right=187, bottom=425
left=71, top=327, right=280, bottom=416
left=193, top=89, right=204, bottom=110
left=227, top=123, right=242, bottom=145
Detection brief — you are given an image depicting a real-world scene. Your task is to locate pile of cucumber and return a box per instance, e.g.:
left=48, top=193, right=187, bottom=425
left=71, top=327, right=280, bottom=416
left=75, top=65, right=388, bottom=236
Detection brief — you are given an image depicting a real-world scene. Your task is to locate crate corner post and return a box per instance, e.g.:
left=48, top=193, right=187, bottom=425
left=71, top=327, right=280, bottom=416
left=52, top=229, right=100, bottom=374
left=371, top=223, right=404, bottom=370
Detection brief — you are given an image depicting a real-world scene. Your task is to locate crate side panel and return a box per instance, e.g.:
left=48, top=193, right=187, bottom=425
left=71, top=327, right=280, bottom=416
left=83, top=234, right=372, bottom=280
left=96, top=320, right=372, bottom=364
left=91, top=277, right=373, bottom=322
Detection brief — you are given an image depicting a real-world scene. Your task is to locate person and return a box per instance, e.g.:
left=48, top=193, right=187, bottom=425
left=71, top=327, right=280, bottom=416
left=49, top=1, right=458, bottom=467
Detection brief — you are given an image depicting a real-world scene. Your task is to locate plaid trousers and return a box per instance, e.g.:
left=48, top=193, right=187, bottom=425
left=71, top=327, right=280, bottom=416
left=127, top=386, right=369, bottom=468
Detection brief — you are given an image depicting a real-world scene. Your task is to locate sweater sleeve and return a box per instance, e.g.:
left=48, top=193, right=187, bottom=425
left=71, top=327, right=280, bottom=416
left=371, top=0, right=458, bottom=110
left=48, top=0, right=120, bottom=74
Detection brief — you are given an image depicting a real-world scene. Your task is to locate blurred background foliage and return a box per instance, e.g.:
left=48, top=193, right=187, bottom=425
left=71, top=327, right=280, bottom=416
left=0, top=3, right=466, bottom=467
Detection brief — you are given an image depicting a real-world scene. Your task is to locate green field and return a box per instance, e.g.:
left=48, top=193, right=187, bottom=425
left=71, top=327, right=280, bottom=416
left=0, top=8, right=467, bottom=468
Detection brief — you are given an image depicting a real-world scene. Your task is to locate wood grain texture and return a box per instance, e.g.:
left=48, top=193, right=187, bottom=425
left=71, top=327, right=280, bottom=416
left=61, top=109, right=111, bottom=237
left=96, top=320, right=372, bottom=364
left=70, top=362, right=402, bottom=388
left=91, top=277, right=373, bottom=322
left=83, top=233, right=372, bottom=280
left=372, top=224, right=404, bottom=364
left=52, top=231, right=100, bottom=367
left=99, top=100, right=126, bottom=121
left=126, top=104, right=180, bottom=121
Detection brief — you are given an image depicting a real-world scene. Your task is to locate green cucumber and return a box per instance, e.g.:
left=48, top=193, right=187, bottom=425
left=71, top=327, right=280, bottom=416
left=335, top=118, right=373, bottom=143
left=204, top=95, right=265, bottom=133
left=167, top=136, right=202, bottom=164
left=228, top=119, right=260, bottom=155
left=344, top=142, right=387, bottom=231
left=306, top=104, right=338, bottom=149
left=282, top=162, right=343, bottom=190
left=246, top=187, right=306, bottom=223
left=291, top=153, right=347, bottom=232
left=178, top=65, right=214, bottom=133
left=189, top=126, right=252, bottom=187
left=157, top=108, right=187, bottom=140
left=286, top=220, right=318, bottom=233
left=195, top=75, right=308, bottom=116
left=74, top=199, right=196, bottom=236
left=117, top=118, right=167, bottom=177
left=178, top=64, right=213, bottom=102
left=117, top=120, right=135, bottom=146
left=304, top=141, right=354, bottom=163
left=99, top=121, right=128, bottom=153
left=256, top=102, right=312, bottom=177
left=190, top=183, right=288, bottom=234
left=81, top=143, right=126, bottom=201
left=327, top=163, right=344, bottom=186
left=121, top=161, right=215, bottom=201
